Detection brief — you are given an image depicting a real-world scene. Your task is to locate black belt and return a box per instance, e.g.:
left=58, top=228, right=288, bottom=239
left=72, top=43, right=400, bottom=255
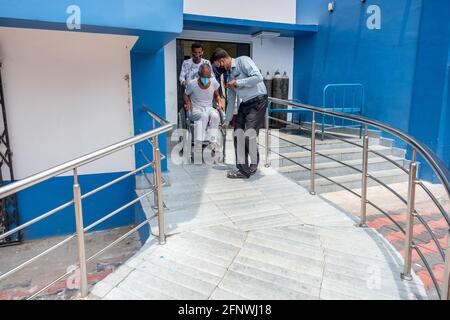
left=242, top=94, right=268, bottom=105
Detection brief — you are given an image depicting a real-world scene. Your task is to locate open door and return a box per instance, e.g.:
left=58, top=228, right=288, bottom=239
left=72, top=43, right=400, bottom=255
left=176, top=39, right=251, bottom=113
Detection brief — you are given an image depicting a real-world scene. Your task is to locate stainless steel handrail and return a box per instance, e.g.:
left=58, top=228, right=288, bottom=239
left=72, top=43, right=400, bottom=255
left=304, top=124, right=449, bottom=222
left=266, top=97, right=450, bottom=300
left=271, top=127, right=446, bottom=260
left=142, top=105, right=171, bottom=126
left=0, top=125, right=172, bottom=200
left=0, top=107, right=174, bottom=300
left=270, top=97, right=450, bottom=202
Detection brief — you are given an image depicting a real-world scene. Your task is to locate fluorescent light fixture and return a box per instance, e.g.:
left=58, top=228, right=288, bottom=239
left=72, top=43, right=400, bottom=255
left=251, top=31, right=281, bottom=39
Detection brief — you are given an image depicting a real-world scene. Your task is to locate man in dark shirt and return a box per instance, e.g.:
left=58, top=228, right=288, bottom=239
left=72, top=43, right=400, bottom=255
left=211, top=48, right=268, bottom=179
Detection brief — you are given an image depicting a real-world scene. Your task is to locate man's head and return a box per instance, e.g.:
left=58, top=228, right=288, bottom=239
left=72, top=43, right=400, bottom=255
left=211, top=48, right=232, bottom=71
left=198, top=63, right=212, bottom=87
left=191, top=42, right=204, bottom=64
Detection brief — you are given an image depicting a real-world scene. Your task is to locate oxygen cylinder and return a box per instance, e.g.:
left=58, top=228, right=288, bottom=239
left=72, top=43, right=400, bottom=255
left=263, top=72, right=273, bottom=98
left=281, top=72, right=289, bottom=100
left=271, top=71, right=286, bottom=128
left=272, top=71, right=282, bottom=100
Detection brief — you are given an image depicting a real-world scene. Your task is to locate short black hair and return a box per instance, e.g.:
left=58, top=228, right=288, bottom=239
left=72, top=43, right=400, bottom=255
left=191, top=42, right=204, bottom=51
left=210, top=48, right=231, bottom=63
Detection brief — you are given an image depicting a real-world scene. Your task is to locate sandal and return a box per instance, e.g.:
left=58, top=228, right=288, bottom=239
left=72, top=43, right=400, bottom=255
left=227, top=171, right=250, bottom=179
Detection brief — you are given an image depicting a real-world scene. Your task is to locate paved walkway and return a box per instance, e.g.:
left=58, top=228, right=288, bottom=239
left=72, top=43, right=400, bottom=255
left=90, top=135, right=427, bottom=300
left=322, top=182, right=450, bottom=299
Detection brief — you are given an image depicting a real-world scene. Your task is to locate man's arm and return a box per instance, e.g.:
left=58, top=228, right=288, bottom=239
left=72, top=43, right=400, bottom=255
left=184, top=81, right=193, bottom=112
left=213, top=90, right=222, bottom=110
left=179, top=61, right=188, bottom=86
left=184, top=94, right=192, bottom=112
left=235, top=57, right=263, bottom=88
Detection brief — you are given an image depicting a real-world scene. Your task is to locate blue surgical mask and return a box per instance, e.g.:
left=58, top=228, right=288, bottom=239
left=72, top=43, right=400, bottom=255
left=200, top=77, right=210, bottom=86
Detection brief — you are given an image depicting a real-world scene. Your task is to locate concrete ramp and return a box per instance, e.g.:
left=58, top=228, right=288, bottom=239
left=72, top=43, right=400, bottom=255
left=90, top=135, right=427, bottom=300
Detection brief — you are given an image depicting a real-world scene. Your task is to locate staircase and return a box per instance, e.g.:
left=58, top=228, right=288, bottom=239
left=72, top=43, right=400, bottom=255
left=264, top=126, right=411, bottom=194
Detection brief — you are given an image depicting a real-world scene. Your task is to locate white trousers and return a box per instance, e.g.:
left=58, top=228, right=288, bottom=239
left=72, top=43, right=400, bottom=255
left=188, top=107, right=220, bottom=143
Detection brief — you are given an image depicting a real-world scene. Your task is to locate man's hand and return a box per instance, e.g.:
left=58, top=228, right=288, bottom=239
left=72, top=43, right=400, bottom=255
left=220, top=123, right=229, bottom=130
left=185, top=103, right=192, bottom=112
left=181, top=80, right=187, bottom=87
left=227, top=80, right=236, bottom=91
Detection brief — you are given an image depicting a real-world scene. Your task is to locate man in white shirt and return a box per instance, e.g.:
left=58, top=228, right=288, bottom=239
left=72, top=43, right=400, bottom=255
left=179, top=42, right=212, bottom=87
left=184, top=64, right=222, bottom=156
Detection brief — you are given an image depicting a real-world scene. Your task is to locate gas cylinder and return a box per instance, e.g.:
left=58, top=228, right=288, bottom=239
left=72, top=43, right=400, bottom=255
left=271, top=71, right=287, bottom=128
left=263, top=72, right=273, bottom=98
left=272, top=71, right=282, bottom=100
left=281, top=72, right=289, bottom=100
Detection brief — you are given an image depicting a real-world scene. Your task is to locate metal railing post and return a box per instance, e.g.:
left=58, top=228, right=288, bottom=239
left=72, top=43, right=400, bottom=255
left=359, top=125, right=369, bottom=227
left=401, top=149, right=418, bottom=281
left=153, top=139, right=166, bottom=245
left=152, top=135, right=159, bottom=208
left=443, top=229, right=450, bottom=300
left=265, top=103, right=271, bottom=168
left=73, top=168, right=89, bottom=298
left=310, top=112, right=316, bottom=195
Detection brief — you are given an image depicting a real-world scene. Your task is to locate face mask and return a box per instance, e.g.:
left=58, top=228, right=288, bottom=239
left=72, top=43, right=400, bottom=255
left=217, top=67, right=227, bottom=74
left=200, top=77, right=210, bottom=86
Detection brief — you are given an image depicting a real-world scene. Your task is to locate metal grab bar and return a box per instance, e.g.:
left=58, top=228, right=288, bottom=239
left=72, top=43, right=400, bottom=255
left=265, top=98, right=450, bottom=300
left=0, top=107, right=174, bottom=300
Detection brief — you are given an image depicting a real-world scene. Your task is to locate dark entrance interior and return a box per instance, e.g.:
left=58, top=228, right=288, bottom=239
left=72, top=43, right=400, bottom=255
left=176, top=39, right=251, bottom=112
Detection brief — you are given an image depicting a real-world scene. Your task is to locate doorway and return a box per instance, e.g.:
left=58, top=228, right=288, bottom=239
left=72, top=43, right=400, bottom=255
left=176, top=39, right=251, bottom=112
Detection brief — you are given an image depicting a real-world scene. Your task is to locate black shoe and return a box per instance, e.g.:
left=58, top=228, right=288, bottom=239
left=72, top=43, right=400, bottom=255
left=227, top=171, right=250, bottom=179
left=249, top=165, right=258, bottom=175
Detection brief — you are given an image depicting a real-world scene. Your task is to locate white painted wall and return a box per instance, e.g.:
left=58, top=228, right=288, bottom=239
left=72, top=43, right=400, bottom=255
left=164, top=40, right=178, bottom=129
left=164, top=30, right=294, bottom=125
left=184, top=0, right=297, bottom=24
left=0, top=27, right=138, bottom=179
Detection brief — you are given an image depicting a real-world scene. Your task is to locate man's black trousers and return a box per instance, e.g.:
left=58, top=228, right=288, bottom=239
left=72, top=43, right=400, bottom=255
left=233, top=95, right=268, bottom=177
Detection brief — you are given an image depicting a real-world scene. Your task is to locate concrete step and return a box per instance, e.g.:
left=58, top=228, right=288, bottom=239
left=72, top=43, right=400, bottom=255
left=265, top=145, right=405, bottom=167
left=134, top=256, right=219, bottom=296
left=219, top=270, right=318, bottom=300
left=297, top=125, right=383, bottom=139
left=267, top=136, right=392, bottom=153
left=232, top=254, right=323, bottom=289
left=298, top=168, right=408, bottom=193
left=210, top=288, right=248, bottom=300
left=278, top=156, right=407, bottom=181
left=121, top=269, right=209, bottom=300
left=240, top=242, right=325, bottom=279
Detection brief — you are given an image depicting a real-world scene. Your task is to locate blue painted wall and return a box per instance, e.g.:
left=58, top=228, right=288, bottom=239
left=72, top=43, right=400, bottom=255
left=15, top=172, right=136, bottom=240
left=131, top=49, right=168, bottom=173
left=294, top=0, right=450, bottom=180
left=437, top=46, right=450, bottom=169
left=0, top=0, right=183, bottom=52
left=408, top=0, right=450, bottom=180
